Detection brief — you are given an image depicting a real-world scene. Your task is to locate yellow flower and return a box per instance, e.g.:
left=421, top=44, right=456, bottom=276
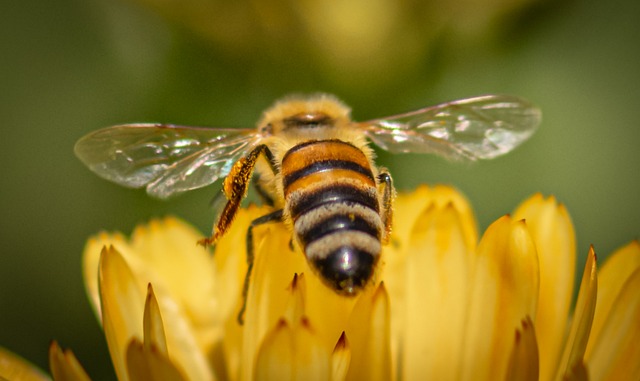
left=2, top=186, right=638, bottom=380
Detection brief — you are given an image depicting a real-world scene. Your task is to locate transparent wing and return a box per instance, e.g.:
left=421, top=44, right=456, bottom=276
left=74, top=124, right=260, bottom=199
left=359, top=95, right=541, bottom=161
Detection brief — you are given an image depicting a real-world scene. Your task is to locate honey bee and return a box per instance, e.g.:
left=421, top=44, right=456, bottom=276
left=75, top=93, right=540, bottom=322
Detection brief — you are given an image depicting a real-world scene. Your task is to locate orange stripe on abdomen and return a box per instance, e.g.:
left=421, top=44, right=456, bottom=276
left=281, top=140, right=372, bottom=177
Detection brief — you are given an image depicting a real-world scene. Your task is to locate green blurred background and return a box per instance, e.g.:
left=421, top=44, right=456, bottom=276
left=1, top=0, right=638, bottom=378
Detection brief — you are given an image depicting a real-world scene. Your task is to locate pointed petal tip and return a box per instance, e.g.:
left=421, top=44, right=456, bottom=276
left=332, top=332, right=351, bottom=381
left=142, top=283, right=168, bottom=355
left=49, top=341, right=91, bottom=381
left=556, top=246, right=598, bottom=380
left=333, top=331, right=349, bottom=353
left=505, top=316, right=539, bottom=381
left=289, top=272, right=306, bottom=293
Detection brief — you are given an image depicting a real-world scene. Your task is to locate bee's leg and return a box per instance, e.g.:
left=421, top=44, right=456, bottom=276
left=198, top=144, right=276, bottom=247
left=238, top=209, right=284, bottom=324
left=255, top=149, right=278, bottom=207
left=254, top=178, right=276, bottom=207
left=377, top=169, right=395, bottom=244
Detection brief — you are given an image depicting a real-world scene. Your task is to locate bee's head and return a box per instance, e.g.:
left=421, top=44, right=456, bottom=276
left=258, top=93, right=351, bottom=135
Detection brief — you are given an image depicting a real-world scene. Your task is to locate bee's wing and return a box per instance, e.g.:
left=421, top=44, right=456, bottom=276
left=74, top=124, right=260, bottom=199
left=359, top=95, right=541, bottom=161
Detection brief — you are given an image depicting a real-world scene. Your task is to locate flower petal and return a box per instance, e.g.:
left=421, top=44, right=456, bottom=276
left=141, top=274, right=215, bottom=380
left=83, top=216, right=219, bottom=349
left=383, top=185, right=477, bottom=379
left=504, top=317, right=539, bottom=381
left=555, top=246, right=598, bottom=380
left=587, top=240, right=640, bottom=352
left=240, top=216, right=308, bottom=380
left=126, top=339, right=187, bottom=381
left=331, top=333, right=351, bottom=381
left=283, top=274, right=308, bottom=325
left=461, top=216, right=539, bottom=381
left=82, top=231, right=128, bottom=322
left=389, top=185, right=477, bottom=250
left=216, top=206, right=352, bottom=380
left=143, top=284, right=167, bottom=355
left=127, top=217, right=220, bottom=350
left=101, top=244, right=213, bottom=381
left=214, top=205, right=274, bottom=381
left=345, top=284, right=391, bottom=381
left=400, top=202, right=473, bottom=380
left=99, top=245, right=146, bottom=381
left=254, top=319, right=331, bottom=381
left=0, top=346, right=50, bottom=381
left=513, top=194, right=576, bottom=381
left=584, top=267, right=640, bottom=380
left=48, top=342, right=91, bottom=381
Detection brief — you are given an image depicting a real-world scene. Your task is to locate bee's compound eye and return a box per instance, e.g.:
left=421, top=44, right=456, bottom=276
left=312, top=246, right=376, bottom=295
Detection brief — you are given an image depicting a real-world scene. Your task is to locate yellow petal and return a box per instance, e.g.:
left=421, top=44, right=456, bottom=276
left=0, top=346, right=50, bottom=381
left=584, top=268, right=640, bottom=380
left=99, top=245, right=145, bottom=381
left=48, top=342, right=91, bottom=381
left=304, top=270, right=359, bottom=353
left=587, top=240, right=640, bottom=354
left=143, top=284, right=167, bottom=355
left=141, top=277, right=215, bottom=380
left=216, top=206, right=346, bottom=381
left=383, top=185, right=477, bottom=378
left=461, top=216, right=540, bottom=381
left=86, top=218, right=222, bottom=381
left=125, top=339, right=187, bottom=381
left=254, top=319, right=331, bottom=381
left=254, top=320, right=294, bottom=381
left=101, top=245, right=213, bottom=381
left=128, top=217, right=220, bottom=349
left=428, top=185, right=478, bottom=248
left=555, top=246, right=598, bottom=381
left=212, top=205, right=270, bottom=322
left=345, top=284, right=391, bottom=381
left=213, top=206, right=274, bottom=381
left=400, top=202, right=473, bottom=380
left=504, top=317, right=539, bottom=381
left=389, top=185, right=477, bottom=251
left=282, top=273, right=307, bottom=326
left=82, top=231, right=128, bottom=322
left=331, top=333, right=351, bottom=381
left=85, top=218, right=221, bottom=353
left=239, top=217, right=308, bottom=380
left=514, top=194, right=576, bottom=381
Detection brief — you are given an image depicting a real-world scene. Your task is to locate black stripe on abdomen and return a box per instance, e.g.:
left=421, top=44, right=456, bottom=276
left=299, top=213, right=380, bottom=248
left=283, top=159, right=375, bottom=189
left=289, top=184, right=379, bottom=220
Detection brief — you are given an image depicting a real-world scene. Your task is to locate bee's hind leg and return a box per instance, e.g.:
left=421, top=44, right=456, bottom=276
left=198, top=144, right=275, bottom=247
left=377, top=169, right=395, bottom=244
left=237, top=209, right=284, bottom=325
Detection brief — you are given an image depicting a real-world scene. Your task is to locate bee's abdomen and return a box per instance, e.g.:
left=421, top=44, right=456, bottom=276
left=282, top=140, right=382, bottom=294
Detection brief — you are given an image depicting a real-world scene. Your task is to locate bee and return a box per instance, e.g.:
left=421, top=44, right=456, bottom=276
left=75, top=93, right=540, bottom=322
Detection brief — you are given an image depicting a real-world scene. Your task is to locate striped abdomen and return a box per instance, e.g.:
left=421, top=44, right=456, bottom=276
left=282, top=139, right=382, bottom=294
